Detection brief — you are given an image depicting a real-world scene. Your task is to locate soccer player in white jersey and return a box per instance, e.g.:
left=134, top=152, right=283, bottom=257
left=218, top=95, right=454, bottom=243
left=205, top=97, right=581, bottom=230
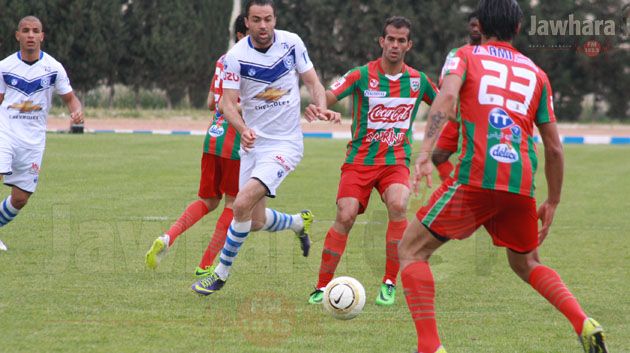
left=0, top=16, right=83, bottom=251
left=191, top=0, right=339, bottom=295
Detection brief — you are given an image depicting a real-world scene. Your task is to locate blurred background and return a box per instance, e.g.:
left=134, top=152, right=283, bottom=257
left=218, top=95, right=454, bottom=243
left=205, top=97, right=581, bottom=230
left=0, top=0, right=627, bottom=121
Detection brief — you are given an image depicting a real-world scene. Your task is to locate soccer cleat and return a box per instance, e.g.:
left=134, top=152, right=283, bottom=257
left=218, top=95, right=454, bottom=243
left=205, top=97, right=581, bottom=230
left=375, top=280, right=396, bottom=306
left=191, top=271, right=226, bottom=296
left=194, top=266, right=213, bottom=278
left=296, top=210, right=313, bottom=257
left=145, top=235, right=169, bottom=270
left=579, top=318, right=608, bottom=353
left=308, top=288, right=324, bottom=304
left=0, top=239, right=7, bottom=251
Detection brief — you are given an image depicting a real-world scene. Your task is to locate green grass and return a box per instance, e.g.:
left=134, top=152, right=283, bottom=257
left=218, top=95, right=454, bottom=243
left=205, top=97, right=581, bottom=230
left=0, top=134, right=628, bottom=353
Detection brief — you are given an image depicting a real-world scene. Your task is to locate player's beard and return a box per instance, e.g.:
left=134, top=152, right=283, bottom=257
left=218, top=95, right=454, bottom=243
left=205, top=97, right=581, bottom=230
left=252, top=31, right=273, bottom=48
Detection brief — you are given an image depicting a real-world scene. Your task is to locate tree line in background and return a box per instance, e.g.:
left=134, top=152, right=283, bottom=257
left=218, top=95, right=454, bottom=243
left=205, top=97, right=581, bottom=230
left=0, top=0, right=627, bottom=120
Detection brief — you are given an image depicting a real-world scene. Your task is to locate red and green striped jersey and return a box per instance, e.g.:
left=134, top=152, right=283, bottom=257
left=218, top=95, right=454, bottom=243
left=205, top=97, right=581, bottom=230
left=330, top=58, right=437, bottom=166
left=441, top=41, right=556, bottom=197
left=203, top=55, right=241, bottom=160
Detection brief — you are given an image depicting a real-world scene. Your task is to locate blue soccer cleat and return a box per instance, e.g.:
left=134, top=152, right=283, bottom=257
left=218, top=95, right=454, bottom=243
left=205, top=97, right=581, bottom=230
left=191, top=270, right=226, bottom=296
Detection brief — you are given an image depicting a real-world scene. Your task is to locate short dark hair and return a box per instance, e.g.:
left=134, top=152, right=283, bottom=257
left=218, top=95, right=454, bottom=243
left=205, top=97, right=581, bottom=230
left=234, top=14, right=247, bottom=36
left=245, top=0, right=276, bottom=17
left=467, top=11, right=479, bottom=22
left=381, top=16, right=412, bottom=40
left=476, top=0, right=523, bottom=41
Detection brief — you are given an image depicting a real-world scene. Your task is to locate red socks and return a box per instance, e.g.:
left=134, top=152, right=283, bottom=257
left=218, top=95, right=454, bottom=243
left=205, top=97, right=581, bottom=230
left=402, top=261, right=442, bottom=353
left=528, top=265, right=588, bottom=333
left=383, top=219, right=407, bottom=284
left=198, top=208, right=233, bottom=269
left=316, top=228, right=348, bottom=288
left=166, top=200, right=209, bottom=245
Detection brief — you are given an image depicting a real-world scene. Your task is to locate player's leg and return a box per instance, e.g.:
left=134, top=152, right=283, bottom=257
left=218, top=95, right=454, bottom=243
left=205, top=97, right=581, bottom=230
left=491, top=191, right=607, bottom=352
left=309, top=164, right=373, bottom=304
left=376, top=182, right=410, bottom=306
left=0, top=146, right=40, bottom=251
left=196, top=195, right=236, bottom=276
left=0, top=186, right=31, bottom=251
left=308, top=196, right=361, bottom=304
left=507, top=250, right=607, bottom=352
left=398, top=218, right=447, bottom=353
left=146, top=153, right=222, bottom=270
left=196, top=157, right=240, bottom=276
left=191, top=178, right=267, bottom=295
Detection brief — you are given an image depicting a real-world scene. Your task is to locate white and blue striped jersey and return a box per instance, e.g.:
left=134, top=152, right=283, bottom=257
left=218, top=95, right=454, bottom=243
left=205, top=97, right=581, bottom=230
left=222, top=29, right=313, bottom=141
left=0, top=52, right=73, bottom=149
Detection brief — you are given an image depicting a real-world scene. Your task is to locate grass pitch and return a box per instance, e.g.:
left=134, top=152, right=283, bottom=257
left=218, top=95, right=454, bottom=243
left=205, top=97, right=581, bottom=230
left=0, top=134, right=628, bottom=353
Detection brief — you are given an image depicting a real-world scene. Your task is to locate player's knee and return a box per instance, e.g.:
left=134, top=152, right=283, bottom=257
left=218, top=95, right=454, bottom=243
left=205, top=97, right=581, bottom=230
left=386, top=200, right=407, bottom=218
left=10, top=195, right=28, bottom=209
left=336, top=209, right=357, bottom=231
left=508, top=253, right=539, bottom=282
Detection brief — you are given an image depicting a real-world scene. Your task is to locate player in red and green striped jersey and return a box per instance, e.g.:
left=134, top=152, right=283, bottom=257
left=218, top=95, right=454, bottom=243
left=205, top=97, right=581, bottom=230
left=144, top=15, right=248, bottom=277
left=308, top=16, right=438, bottom=307
left=398, top=1, right=608, bottom=352
left=432, top=11, right=481, bottom=182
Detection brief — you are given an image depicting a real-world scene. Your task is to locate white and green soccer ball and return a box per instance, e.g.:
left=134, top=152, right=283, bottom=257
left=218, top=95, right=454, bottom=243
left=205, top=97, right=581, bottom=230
left=322, top=276, right=366, bottom=320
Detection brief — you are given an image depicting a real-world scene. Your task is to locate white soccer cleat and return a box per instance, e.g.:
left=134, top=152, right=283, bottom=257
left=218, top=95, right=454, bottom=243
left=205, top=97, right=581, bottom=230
left=0, top=239, right=7, bottom=251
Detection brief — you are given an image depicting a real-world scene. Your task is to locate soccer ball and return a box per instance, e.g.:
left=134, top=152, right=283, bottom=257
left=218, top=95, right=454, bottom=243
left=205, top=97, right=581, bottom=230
left=322, top=276, right=366, bottom=320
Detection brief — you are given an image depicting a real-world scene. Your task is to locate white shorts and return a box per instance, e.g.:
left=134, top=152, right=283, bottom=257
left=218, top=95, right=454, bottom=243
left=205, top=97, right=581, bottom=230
left=239, top=137, right=303, bottom=197
left=0, top=143, right=44, bottom=193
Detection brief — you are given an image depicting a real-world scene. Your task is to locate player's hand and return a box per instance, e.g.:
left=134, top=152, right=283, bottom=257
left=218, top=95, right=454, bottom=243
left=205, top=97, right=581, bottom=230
left=413, top=152, right=433, bottom=196
left=240, top=128, right=256, bottom=152
left=537, top=200, right=558, bottom=244
left=303, top=104, right=320, bottom=122
left=70, top=110, right=84, bottom=124
left=318, top=109, right=341, bottom=124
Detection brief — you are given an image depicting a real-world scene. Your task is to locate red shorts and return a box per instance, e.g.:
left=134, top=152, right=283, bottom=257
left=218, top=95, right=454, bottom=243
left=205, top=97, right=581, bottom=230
left=416, top=179, right=538, bottom=253
left=198, top=153, right=240, bottom=199
left=337, top=163, right=410, bottom=214
left=435, top=120, right=459, bottom=153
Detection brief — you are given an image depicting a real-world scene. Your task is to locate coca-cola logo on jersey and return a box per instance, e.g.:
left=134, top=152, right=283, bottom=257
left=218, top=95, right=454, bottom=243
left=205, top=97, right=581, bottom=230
left=368, top=104, right=414, bottom=123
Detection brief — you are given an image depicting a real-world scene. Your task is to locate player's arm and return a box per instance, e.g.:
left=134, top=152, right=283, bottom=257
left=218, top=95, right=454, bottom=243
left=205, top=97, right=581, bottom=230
left=537, top=122, right=563, bottom=244
left=301, top=69, right=340, bottom=123
left=413, top=74, right=463, bottom=192
left=0, top=93, right=4, bottom=105
left=219, top=88, right=254, bottom=150
left=207, top=88, right=216, bottom=111
left=60, top=91, right=83, bottom=124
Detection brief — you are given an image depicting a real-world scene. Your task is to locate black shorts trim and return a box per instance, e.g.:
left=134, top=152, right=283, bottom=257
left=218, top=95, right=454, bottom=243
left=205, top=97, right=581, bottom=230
left=422, top=223, right=450, bottom=243
left=251, top=177, right=275, bottom=198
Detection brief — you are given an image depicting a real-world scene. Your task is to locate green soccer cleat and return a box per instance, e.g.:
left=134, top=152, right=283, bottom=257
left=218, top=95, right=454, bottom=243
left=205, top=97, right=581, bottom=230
left=296, top=210, right=313, bottom=257
left=145, top=235, right=169, bottom=270
left=579, top=318, right=608, bottom=353
left=375, top=280, right=396, bottom=306
left=194, top=266, right=213, bottom=278
left=308, top=288, right=324, bottom=304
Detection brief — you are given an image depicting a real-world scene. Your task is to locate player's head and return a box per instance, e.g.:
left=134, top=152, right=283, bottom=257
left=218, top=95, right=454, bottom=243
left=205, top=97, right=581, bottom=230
left=476, top=0, right=523, bottom=42
left=16, top=16, right=44, bottom=53
left=467, top=11, right=481, bottom=45
left=379, top=16, right=413, bottom=65
left=245, top=0, right=276, bottom=48
left=234, top=14, right=248, bottom=41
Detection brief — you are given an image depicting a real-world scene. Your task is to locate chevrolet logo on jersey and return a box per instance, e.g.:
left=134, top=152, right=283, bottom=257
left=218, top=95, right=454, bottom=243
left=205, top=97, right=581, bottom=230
left=8, top=100, right=43, bottom=113
left=254, top=87, right=290, bottom=102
